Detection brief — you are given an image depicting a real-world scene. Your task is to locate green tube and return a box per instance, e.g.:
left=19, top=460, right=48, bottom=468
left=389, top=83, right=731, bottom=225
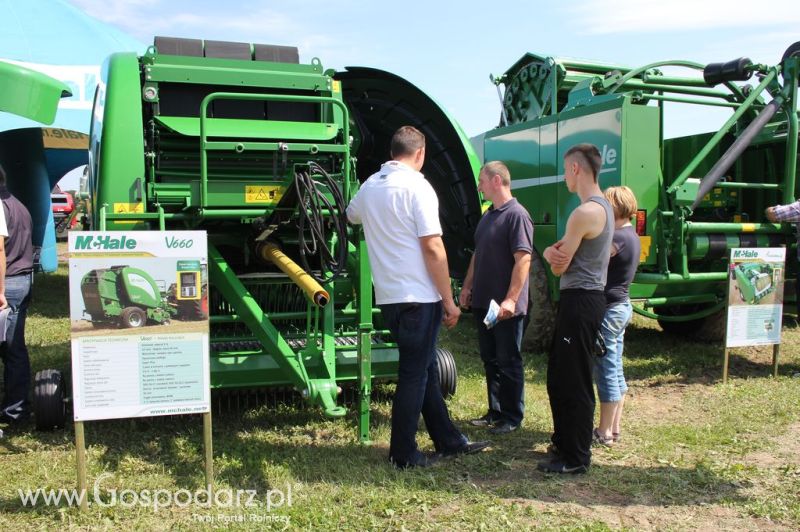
left=641, top=73, right=709, bottom=87
left=634, top=272, right=727, bottom=283
left=642, top=294, right=718, bottom=307
left=783, top=80, right=798, bottom=203
left=684, top=222, right=784, bottom=234
left=667, top=69, right=778, bottom=195
left=711, top=182, right=780, bottom=189
left=635, top=94, right=739, bottom=108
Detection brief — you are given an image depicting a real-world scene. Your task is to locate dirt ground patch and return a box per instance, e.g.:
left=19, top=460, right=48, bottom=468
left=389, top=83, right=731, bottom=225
left=70, top=318, right=207, bottom=337
left=743, top=422, right=800, bottom=469
left=480, top=380, right=800, bottom=530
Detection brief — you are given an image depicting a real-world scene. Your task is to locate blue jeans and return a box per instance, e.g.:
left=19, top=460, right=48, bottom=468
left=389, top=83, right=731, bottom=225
left=380, top=302, right=466, bottom=466
left=1, top=272, right=32, bottom=420
left=594, top=301, right=632, bottom=403
left=473, top=311, right=524, bottom=426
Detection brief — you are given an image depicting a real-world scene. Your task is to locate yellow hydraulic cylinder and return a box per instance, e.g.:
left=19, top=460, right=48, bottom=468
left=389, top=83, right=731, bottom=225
left=258, top=243, right=330, bottom=307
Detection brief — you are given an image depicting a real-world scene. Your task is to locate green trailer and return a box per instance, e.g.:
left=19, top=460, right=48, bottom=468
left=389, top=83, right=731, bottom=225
left=475, top=43, right=800, bottom=351
left=83, top=37, right=481, bottom=438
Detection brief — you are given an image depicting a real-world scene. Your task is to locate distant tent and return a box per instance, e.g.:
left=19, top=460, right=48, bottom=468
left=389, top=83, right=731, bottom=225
left=0, top=0, right=144, bottom=271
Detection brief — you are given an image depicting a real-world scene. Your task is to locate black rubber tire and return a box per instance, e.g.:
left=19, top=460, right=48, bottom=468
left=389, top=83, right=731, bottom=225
left=177, top=298, right=208, bottom=321
left=120, top=306, right=146, bottom=329
left=694, top=308, right=727, bottom=341
left=436, top=347, right=458, bottom=399
left=522, top=250, right=556, bottom=354
left=782, top=42, right=800, bottom=63
left=783, top=42, right=800, bottom=86
left=656, top=305, right=726, bottom=342
left=33, top=369, right=67, bottom=431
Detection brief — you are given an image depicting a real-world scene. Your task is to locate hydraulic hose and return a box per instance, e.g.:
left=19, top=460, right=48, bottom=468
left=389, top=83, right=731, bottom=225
left=691, top=95, right=784, bottom=211
left=293, top=162, right=349, bottom=283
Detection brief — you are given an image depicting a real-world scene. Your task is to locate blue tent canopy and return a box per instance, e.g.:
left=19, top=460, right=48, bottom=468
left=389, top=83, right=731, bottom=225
left=0, top=0, right=144, bottom=134
left=0, top=0, right=144, bottom=272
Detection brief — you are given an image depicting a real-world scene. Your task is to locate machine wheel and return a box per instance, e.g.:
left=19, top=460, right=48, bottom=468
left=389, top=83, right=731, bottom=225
left=120, top=307, right=146, bottom=328
left=782, top=41, right=800, bottom=63
left=33, top=369, right=67, bottom=430
left=522, top=250, right=556, bottom=354
left=436, top=347, right=458, bottom=399
left=177, top=287, right=209, bottom=321
left=656, top=305, right=726, bottom=342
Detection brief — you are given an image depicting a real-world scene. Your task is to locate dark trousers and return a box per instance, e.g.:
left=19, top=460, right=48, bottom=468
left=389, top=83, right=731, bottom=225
left=380, top=302, right=466, bottom=466
left=547, top=289, right=606, bottom=467
left=1, top=272, right=32, bottom=420
left=473, top=311, right=525, bottom=426
left=795, top=268, right=800, bottom=316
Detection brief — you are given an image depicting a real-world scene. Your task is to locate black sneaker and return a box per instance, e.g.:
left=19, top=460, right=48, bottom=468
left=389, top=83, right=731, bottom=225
left=469, top=413, right=500, bottom=427
left=390, top=453, right=440, bottom=470
left=488, top=421, right=519, bottom=435
left=536, top=459, right=589, bottom=475
left=438, top=440, right=491, bottom=458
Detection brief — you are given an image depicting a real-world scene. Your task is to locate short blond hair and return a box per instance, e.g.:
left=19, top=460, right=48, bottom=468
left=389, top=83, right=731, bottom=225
left=480, top=161, right=511, bottom=186
left=604, top=186, right=638, bottom=220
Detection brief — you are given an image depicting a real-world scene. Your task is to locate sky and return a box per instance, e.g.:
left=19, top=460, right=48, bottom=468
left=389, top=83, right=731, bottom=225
left=57, top=0, right=799, bottom=188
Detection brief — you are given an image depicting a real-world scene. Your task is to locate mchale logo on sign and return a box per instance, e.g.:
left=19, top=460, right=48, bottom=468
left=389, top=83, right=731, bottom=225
left=74, top=235, right=137, bottom=250
left=732, top=249, right=758, bottom=259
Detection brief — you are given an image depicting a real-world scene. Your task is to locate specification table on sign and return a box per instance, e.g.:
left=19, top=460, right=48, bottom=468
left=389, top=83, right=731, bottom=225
left=69, top=231, right=210, bottom=421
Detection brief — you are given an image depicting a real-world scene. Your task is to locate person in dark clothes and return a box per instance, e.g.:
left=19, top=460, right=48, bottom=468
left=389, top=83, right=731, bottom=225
left=539, top=144, right=614, bottom=475
left=0, top=164, right=35, bottom=423
left=459, top=161, right=533, bottom=435
left=592, top=186, right=641, bottom=446
left=347, top=126, right=489, bottom=469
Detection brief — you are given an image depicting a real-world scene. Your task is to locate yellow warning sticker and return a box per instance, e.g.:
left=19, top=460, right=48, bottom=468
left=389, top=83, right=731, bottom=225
left=112, top=203, right=144, bottom=224
left=638, top=235, right=652, bottom=263
left=113, top=203, right=144, bottom=214
left=741, top=223, right=756, bottom=232
left=245, top=185, right=284, bottom=204
left=332, top=80, right=341, bottom=93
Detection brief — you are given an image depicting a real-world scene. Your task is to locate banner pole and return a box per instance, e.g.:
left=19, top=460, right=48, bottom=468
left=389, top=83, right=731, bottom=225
left=772, top=343, right=780, bottom=377
left=75, top=421, right=88, bottom=511
left=203, top=411, right=213, bottom=493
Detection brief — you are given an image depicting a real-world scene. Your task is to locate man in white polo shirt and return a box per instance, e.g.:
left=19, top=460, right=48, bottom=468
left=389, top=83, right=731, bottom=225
left=347, top=126, right=489, bottom=469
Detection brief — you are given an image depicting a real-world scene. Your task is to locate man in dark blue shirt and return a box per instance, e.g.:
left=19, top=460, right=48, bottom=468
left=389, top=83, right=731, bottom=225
left=459, top=161, right=533, bottom=435
left=0, top=164, right=34, bottom=424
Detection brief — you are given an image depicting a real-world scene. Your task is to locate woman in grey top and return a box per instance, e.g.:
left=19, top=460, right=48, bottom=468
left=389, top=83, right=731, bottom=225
left=593, top=186, right=641, bottom=446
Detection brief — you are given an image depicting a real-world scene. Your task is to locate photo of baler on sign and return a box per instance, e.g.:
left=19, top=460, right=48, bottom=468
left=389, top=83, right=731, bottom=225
left=732, top=262, right=776, bottom=305
left=77, top=261, right=208, bottom=330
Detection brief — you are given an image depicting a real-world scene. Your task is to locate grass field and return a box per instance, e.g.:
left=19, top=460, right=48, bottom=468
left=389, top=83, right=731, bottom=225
left=1, top=261, right=799, bottom=530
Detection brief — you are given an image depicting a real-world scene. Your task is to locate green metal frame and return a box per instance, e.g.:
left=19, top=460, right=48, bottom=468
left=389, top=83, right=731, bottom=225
left=483, top=49, right=800, bottom=324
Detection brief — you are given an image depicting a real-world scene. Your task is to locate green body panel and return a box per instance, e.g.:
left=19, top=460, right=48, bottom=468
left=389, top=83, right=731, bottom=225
left=155, top=116, right=339, bottom=140
left=90, top=38, right=481, bottom=422
left=89, top=53, right=146, bottom=231
left=119, top=266, right=163, bottom=308
left=478, top=49, right=800, bottom=322
left=486, top=96, right=660, bottom=265
left=0, top=60, right=71, bottom=124
left=80, top=266, right=173, bottom=325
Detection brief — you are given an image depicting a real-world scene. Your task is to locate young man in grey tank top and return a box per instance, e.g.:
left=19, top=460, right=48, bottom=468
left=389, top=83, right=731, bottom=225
left=539, top=144, right=614, bottom=474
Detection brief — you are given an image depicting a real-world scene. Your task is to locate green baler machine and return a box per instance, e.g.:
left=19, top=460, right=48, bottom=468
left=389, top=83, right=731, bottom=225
left=476, top=43, right=800, bottom=350
left=86, top=37, right=481, bottom=438
left=80, top=266, right=174, bottom=328
left=732, top=262, right=775, bottom=305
